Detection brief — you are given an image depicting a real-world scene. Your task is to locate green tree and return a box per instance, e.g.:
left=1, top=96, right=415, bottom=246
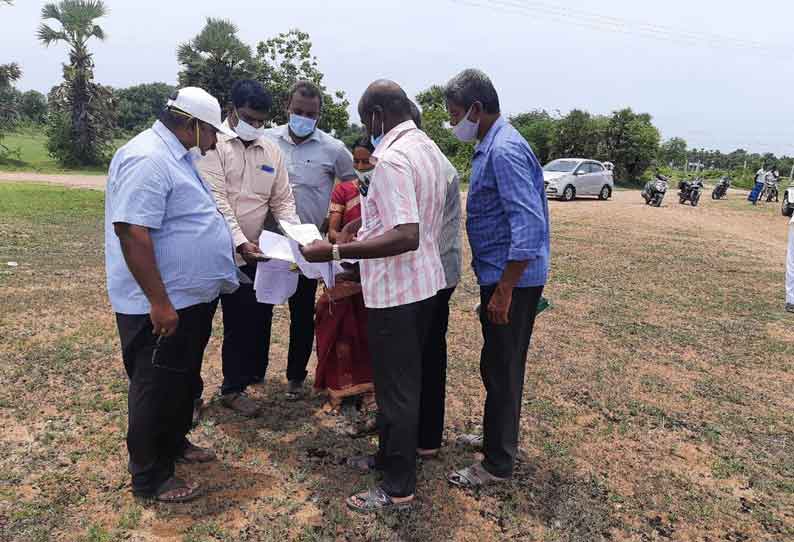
left=604, top=108, right=661, bottom=182
left=115, top=82, right=175, bottom=134
left=19, top=90, right=48, bottom=124
left=177, top=18, right=255, bottom=108
left=335, top=123, right=365, bottom=150
left=254, top=29, right=349, bottom=134
left=658, top=137, right=687, bottom=168
left=38, top=0, right=116, bottom=166
left=1, top=0, right=21, bottom=155
left=510, top=110, right=556, bottom=165
left=0, top=64, right=21, bottom=131
left=415, top=84, right=474, bottom=180
left=550, top=109, right=608, bottom=160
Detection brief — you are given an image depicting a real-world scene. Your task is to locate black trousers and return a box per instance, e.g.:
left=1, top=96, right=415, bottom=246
left=284, top=275, right=318, bottom=383
left=368, top=295, right=437, bottom=498
left=220, top=265, right=273, bottom=395
left=479, top=285, right=544, bottom=479
left=417, top=286, right=455, bottom=451
left=116, top=300, right=218, bottom=495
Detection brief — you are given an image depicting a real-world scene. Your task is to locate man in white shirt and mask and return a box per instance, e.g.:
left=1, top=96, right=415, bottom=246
left=199, top=80, right=300, bottom=416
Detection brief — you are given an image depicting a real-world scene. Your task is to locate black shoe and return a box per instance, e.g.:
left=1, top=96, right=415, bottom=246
left=285, top=380, right=305, bottom=401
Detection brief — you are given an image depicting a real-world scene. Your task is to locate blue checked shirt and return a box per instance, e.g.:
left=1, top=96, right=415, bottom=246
left=105, top=121, right=239, bottom=315
left=466, top=116, right=550, bottom=287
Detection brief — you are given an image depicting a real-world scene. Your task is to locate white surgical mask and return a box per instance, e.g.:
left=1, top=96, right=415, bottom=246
left=452, top=105, right=480, bottom=143
left=189, top=147, right=204, bottom=161
left=188, top=121, right=204, bottom=161
left=233, top=109, right=265, bottom=141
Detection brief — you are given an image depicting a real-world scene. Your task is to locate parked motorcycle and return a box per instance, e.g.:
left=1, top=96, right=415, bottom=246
left=642, top=174, right=669, bottom=207
left=711, top=176, right=731, bottom=200
left=678, top=177, right=704, bottom=207
left=759, top=173, right=780, bottom=203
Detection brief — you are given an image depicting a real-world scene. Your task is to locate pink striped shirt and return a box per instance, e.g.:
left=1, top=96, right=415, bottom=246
left=358, top=121, right=448, bottom=309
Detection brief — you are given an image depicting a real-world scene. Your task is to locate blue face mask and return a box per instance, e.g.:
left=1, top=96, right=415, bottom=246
left=370, top=111, right=385, bottom=149
left=289, top=113, right=317, bottom=138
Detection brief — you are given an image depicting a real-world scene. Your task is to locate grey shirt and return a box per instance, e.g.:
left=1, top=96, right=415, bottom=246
left=264, top=125, right=356, bottom=228
left=440, top=164, right=462, bottom=289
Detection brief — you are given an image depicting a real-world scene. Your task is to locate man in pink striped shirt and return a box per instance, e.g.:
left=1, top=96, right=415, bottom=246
left=301, top=79, right=448, bottom=513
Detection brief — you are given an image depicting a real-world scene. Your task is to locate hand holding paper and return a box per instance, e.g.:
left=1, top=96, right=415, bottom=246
left=300, top=240, right=333, bottom=263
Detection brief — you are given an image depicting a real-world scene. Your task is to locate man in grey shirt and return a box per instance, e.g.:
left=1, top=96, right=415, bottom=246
left=413, top=103, right=462, bottom=457
left=264, top=80, right=357, bottom=399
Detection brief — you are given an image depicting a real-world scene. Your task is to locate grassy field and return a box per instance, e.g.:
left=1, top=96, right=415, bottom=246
left=0, top=129, right=119, bottom=175
left=0, top=182, right=792, bottom=542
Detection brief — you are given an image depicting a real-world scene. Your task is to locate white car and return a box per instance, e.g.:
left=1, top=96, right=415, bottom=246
left=543, top=158, right=614, bottom=201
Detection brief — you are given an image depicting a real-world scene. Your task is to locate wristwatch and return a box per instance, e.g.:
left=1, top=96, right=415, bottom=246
left=332, top=244, right=341, bottom=261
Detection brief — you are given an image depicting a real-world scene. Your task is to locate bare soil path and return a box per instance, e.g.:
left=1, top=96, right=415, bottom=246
left=0, top=171, right=107, bottom=190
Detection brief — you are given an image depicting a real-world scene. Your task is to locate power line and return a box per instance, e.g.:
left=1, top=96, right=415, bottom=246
left=450, top=0, right=790, bottom=58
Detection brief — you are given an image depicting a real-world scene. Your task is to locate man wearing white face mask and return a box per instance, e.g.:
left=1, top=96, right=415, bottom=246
left=264, top=80, right=357, bottom=400
left=198, top=80, right=300, bottom=417
left=444, top=69, right=550, bottom=490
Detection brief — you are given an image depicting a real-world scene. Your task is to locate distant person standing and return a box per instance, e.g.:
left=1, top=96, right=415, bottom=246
left=264, top=81, right=357, bottom=400
left=748, top=166, right=767, bottom=204
left=105, top=88, right=238, bottom=502
left=787, top=211, right=794, bottom=314
left=444, top=69, right=550, bottom=488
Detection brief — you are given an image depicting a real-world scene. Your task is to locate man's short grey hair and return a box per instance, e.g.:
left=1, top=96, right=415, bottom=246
left=444, top=69, right=500, bottom=114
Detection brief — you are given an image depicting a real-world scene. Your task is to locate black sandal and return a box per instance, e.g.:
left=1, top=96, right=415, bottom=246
left=134, top=476, right=202, bottom=503
left=346, top=486, right=413, bottom=513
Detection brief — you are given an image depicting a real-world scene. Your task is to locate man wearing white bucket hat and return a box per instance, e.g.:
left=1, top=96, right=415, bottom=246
left=105, top=87, right=238, bottom=503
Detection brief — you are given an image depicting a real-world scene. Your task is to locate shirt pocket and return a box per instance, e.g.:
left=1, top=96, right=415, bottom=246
left=251, top=164, right=276, bottom=196
left=291, top=159, right=334, bottom=187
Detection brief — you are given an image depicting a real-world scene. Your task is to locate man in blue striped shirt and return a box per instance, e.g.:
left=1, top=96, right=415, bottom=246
left=106, top=88, right=238, bottom=503
left=443, top=69, right=550, bottom=488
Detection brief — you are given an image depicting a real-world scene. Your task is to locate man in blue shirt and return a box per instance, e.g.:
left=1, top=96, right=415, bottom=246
left=443, top=69, right=550, bottom=488
left=105, top=87, right=238, bottom=503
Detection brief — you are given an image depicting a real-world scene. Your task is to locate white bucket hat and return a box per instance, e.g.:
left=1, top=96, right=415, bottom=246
left=166, top=87, right=236, bottom=137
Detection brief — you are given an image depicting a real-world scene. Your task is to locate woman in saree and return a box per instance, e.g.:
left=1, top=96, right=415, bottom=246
left=314, top=138, right=376, bottom=429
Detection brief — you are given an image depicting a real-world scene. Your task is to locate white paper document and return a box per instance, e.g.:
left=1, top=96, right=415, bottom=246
left=257, top=226, right=344, bottom=291
left=253, top=259, right=298, bottom=304
left=258, top=230, right=296, bottom=263
left=279, top=220, right=322, bottom=246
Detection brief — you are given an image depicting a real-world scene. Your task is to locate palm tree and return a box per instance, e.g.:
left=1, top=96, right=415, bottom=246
left=38, top=1, right=111, bottom=165
left=177, top=18, right=255, bottom=107
left=0, top=0, right=21, bottom=151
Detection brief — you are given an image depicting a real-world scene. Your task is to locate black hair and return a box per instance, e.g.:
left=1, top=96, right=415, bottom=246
left=351, top=136, right=374, bottom=154
left=444, top=68, right=501, bottom=114
left=231, top=79, right=272, bottom=112
left=287, top=80, right=323, bottom=111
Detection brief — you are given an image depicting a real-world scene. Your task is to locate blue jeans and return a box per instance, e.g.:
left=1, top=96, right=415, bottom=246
left=748, top=181, right=764, bottom=203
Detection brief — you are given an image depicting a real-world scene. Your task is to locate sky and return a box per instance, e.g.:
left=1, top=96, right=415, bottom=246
left=3, top=0, right=793, bottom=156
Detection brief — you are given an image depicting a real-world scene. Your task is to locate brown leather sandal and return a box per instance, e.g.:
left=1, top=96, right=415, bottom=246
left=134, top=477, right=202, bottom=503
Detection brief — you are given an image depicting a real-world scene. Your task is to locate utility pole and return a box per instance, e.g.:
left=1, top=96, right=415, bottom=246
left=790, top=163, right=793, bottom=182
